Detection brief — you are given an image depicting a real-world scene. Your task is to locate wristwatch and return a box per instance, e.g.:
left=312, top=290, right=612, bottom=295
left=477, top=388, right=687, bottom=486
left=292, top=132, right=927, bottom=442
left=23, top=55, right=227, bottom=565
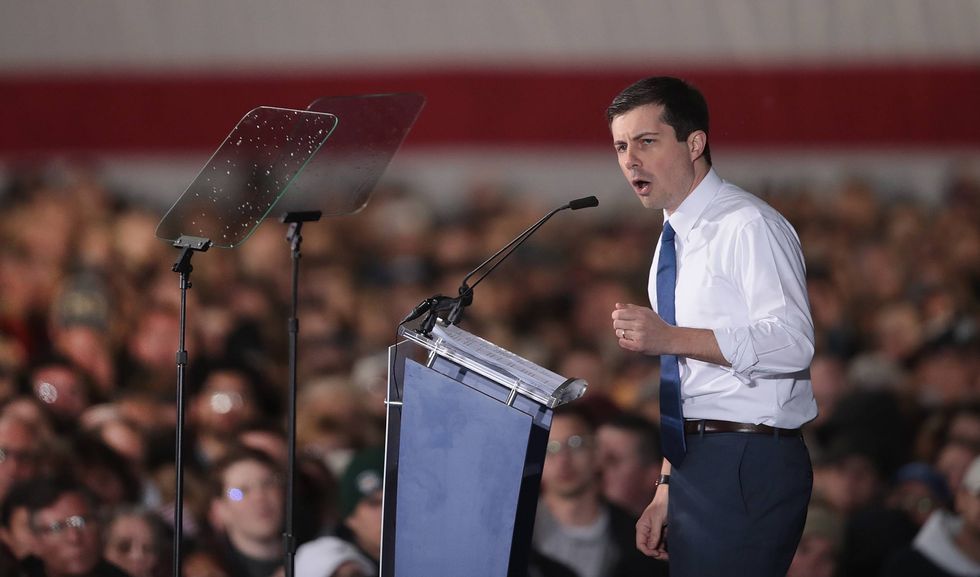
left=655, top=474, right=670, bottom=487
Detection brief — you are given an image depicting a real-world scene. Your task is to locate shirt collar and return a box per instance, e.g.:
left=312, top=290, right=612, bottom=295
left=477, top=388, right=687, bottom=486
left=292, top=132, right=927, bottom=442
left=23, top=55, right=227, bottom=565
left=663, top=168, right=722, bottom=239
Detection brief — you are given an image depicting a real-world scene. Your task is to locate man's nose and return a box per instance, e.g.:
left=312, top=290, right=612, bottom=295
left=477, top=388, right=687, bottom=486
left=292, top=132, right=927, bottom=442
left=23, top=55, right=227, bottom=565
left=623, top=148, right=640, bottom=169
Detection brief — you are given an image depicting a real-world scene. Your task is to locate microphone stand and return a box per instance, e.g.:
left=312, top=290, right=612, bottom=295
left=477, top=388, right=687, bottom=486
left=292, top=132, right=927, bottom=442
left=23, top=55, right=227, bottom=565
left=169, top=235, right=211, bottom=577
left=408, top=196, right=598, bottom=335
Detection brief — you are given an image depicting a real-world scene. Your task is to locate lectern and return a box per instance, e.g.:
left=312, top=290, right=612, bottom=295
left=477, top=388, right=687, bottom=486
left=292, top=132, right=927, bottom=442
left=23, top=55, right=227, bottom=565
left=381, top=322, right=587, bottom=577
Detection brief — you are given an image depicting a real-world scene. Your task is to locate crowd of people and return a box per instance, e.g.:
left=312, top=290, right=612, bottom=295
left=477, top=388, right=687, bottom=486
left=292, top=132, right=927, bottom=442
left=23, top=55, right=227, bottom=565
left=0, top=160, right=977, bottom=577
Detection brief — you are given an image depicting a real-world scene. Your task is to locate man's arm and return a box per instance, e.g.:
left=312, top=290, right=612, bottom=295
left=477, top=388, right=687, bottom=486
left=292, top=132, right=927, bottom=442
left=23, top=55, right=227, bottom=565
left=612, top=303, right=729, bottom=366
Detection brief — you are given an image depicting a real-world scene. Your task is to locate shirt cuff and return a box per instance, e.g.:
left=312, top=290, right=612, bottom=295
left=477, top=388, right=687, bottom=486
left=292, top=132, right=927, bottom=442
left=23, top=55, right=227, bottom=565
left=713, top=326, right=756, bottom=383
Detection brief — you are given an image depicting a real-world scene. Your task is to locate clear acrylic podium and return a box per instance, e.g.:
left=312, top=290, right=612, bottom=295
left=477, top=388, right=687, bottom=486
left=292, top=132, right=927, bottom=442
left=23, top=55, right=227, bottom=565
left=381, top=322, right=587, bottom=577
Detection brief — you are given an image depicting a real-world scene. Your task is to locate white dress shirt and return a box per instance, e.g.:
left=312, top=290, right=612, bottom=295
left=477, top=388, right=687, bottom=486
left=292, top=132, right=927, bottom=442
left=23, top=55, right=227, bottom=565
left=648, top=169, right=818, bottom=428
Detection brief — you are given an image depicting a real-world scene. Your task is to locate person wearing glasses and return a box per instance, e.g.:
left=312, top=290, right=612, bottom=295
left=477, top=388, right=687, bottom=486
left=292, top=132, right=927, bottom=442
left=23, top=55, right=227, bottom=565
left=533, top=406, right=667, bottom=577
left=19, top=476, right=128, bottom=577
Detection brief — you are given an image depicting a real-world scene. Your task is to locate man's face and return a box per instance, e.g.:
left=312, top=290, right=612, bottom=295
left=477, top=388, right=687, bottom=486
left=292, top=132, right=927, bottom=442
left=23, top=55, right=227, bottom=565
left=0, top=417, right=40, bottom=501
left=542, top=415, right=598, bottom=499
left=31, top=492, right=101, bottom=577
left=213, top=460, right=284, bottom=544
left=610, top=103, right=701, bottom=213
left=596, top=426, right=659, bottom=513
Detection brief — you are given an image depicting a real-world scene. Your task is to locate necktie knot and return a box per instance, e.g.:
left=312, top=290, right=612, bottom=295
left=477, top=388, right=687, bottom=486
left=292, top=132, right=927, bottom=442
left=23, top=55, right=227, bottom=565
left=662, top=221, right=675, bottom=243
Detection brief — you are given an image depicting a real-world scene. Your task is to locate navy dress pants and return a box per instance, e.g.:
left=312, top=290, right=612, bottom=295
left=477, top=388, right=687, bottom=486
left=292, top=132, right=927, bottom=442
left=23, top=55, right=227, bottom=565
left=667, top=432, right=812, bottom=577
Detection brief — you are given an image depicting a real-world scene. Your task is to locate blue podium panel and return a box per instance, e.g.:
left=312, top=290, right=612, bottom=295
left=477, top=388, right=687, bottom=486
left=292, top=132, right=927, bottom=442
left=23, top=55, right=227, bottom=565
left=394, top=359, right=532, bottom=576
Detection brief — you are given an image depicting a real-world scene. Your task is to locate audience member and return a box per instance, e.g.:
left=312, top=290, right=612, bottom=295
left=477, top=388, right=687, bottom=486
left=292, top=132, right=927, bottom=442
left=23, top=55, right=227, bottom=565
left=595, top=412, right=662, bottom=518
left=0, top=162, right=977, bottom=576
left=880, top=455, right=980, bottom=576
left=1, top=481, right=39, bottom=574
left=20, top=476, right=129, bottom=577
left=533, top=406, right=667, bottom=577
left=0, top=414, right=42, bottom=503
left=102, top=507, right=167, bottom=577
left=295, top=447, right=385, bottom=577
left=206, top=446, right=285, bottom=577
left=787, top=505, right=844, bottom=577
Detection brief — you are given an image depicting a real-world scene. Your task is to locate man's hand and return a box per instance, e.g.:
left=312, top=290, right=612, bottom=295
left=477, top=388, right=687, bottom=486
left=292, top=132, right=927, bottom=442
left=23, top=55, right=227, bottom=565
left=612, top=302, right=731, bottom=366
left=612, top=303, right=673, bottom=355
left=636, top=491, right=669, bottom=560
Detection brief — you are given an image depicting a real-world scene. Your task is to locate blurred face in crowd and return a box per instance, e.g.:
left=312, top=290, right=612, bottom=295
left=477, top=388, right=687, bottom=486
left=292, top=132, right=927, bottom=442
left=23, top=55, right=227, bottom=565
left=103, top=513, right=159, bottom=577
left=597, top=425, right=660, bottom=516
left=0, top=416, right=40, bottom=501
left=192, top=370, right=257, bottom=437
left=936, top=413, right=980, bottom=494
left=787, top=534, right=837, bottom=577
left=888, top=479, right=942, bottom=527
left=345, top=489, right=383, bottom=560
left=542, top=414, right=599, bottom=499
left=213, top=459, right=284, bottom=548
left=31, top=492, right=102, bottom=577
left=610, top=103, right=705, bottom=213
left=32, top=365, right=90, bottom=422
left=0, top=504, right=37, bottom=559
left=814, top=454, right=882, bottom=515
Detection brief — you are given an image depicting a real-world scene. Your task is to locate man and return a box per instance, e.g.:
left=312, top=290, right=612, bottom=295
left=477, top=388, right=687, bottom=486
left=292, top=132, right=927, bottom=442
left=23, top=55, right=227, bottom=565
left=0, top=414, right=42, bottom=504
left=880, top=455, right=980, bottom=576
left=1, top=481, right=38, bottom=576
left=20, top=477, right=128, bottom=577
left=608, top=76, right=816, bottom=577
left=533, top=406, right=667, bottom=577
left=208, top=446, right=285, bottom=577
left=295, top=447, right=384, bottom=577
left=596, top=413, right=662, bottom=518
left=786, top=505, right=843, bottom=577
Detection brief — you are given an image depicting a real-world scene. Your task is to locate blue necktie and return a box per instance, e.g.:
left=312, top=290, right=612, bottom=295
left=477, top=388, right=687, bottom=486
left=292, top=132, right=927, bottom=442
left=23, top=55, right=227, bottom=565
left=657, top=221, right=686, bottom=466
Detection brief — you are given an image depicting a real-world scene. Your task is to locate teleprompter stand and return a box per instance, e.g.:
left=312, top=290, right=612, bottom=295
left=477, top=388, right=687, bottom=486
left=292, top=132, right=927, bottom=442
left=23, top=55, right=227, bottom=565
left=155, top=95, right=425, bottom=577
left=169, top=235, right=210, bottom=577
left=381, top=321, right=586, bottom=577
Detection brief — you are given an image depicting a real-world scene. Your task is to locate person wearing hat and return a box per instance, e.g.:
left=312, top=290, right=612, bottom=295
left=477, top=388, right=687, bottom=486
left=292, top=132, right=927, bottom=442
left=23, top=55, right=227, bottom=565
left=295, top=448, right=384, bottom=577
left=881, top=455, right=980, bottom=576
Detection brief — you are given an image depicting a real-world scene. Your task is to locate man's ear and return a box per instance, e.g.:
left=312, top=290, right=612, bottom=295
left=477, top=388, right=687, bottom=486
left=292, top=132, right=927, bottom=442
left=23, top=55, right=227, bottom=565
left=688, top=131, right=707, bottom=161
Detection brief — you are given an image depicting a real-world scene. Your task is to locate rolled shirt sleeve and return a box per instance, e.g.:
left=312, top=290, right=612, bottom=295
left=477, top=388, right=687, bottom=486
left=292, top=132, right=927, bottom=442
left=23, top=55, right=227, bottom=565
left=713, top=215, right=815, bottom=379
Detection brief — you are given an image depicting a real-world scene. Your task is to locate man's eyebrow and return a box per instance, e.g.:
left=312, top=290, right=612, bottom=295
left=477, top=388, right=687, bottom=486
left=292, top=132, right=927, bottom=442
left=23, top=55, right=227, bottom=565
left=613, top=131, right=661, bottom=144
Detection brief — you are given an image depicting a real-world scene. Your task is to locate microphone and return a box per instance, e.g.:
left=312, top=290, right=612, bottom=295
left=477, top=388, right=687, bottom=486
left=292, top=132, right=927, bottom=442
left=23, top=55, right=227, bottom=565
left=410, top=195, right=598, bottom=332
left=401, top=196, right=599, bottom=335
left=568, top=196, right=599, bottom=210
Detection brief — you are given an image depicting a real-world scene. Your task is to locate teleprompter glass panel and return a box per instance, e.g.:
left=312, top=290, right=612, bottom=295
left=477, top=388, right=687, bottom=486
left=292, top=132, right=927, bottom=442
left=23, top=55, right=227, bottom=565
left=155, top=107, right=337, bottom=248
left=277, top=93, right=425, bottom=217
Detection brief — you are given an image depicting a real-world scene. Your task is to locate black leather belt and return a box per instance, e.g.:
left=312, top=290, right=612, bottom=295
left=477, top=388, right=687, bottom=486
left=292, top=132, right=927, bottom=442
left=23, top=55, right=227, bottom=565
left=684, top=419, right=802, bottom=437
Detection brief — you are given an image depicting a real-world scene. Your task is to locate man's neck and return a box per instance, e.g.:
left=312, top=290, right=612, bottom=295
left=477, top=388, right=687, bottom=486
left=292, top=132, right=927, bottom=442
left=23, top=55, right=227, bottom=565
left=228, top=532, right=283, bottom=561
left=665, top=161, right=711, bottom=217
left=543, top=488, right=603, bottom=527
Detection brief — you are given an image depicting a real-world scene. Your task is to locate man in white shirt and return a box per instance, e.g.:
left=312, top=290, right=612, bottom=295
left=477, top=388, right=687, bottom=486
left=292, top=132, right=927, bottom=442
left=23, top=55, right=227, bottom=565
left=608, top=76, right=817, bottom=577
